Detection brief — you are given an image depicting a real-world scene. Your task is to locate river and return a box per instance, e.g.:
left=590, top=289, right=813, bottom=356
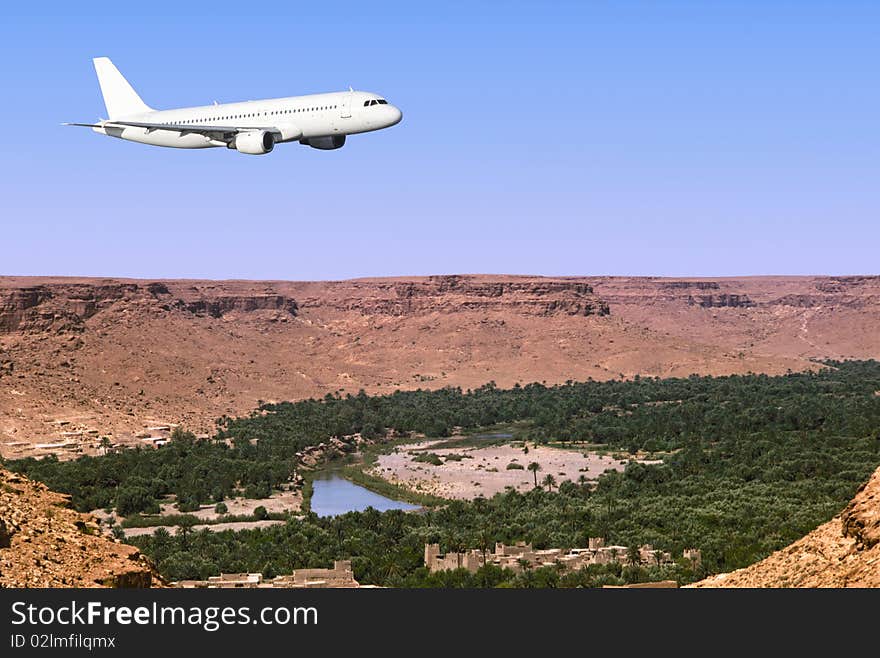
left=310, top=473, right=419, bottom=517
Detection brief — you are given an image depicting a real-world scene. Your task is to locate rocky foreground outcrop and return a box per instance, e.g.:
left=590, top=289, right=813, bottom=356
left=692, top=466, right=880, bottom=588
left=0, top=468, right=161, bottom=587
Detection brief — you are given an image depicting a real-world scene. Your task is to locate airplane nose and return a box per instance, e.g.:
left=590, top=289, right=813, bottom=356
left=389, top=106, right=402, bottom=126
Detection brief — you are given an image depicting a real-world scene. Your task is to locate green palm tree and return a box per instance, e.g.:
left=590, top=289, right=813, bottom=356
left=527, top=462, right=541, bottom=487
left=627, top=545, right=640, bottom=566
left=542, top=474, right=557, bottom=492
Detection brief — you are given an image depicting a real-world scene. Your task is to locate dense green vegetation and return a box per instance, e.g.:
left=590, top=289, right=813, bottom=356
left=5, top=427, right=300, bottom=514
left=5, top=360, right=880, bottom=587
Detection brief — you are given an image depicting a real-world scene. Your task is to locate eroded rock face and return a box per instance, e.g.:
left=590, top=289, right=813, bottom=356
left=595, top=276, right=880, bottom=311
left=295, top=276, right=609, bottom=317
left=841, top=473, right=880, bottom=550
left=687, top=294, right=754, bottom=308
left=0, top=281, right=298, bottom=334
left=177, top=296, right=299, bottom=318
left=0, top=468, right=161, bottom=588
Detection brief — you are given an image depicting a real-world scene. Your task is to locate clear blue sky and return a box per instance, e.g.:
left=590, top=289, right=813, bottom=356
left=2, top=1, right=877, bottom=279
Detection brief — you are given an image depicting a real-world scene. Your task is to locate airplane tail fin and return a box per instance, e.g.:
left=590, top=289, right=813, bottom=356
left=92, top=57, right=152, bottom=119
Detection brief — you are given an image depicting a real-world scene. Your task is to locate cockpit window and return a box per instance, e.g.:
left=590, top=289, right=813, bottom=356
left=377, top=99, right=388, bottom=104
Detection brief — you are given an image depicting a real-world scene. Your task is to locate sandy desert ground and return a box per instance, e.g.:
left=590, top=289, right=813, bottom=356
left=370, top=440, right=636, bottom=499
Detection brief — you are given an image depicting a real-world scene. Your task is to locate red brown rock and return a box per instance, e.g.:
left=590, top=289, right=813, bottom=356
left=0, top=468, right=161, bottom=587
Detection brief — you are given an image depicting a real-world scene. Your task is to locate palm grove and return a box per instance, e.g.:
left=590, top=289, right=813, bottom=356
left=6, top=360, right=880, bottom=587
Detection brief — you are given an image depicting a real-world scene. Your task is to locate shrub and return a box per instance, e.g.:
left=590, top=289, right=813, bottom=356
left=176, top=496, right=201, bottom=513
left=413, top=453, right=444, bottom=466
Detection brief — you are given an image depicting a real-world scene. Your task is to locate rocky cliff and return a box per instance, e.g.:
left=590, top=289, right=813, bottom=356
left=692, top=466, right=880, bottom=588
left=0, top=468, right=161, bottom=587
left=0, top=280, right=299, bottom=334
left=592, top=275, right=880, bottom=311
left=294, top=275, right=609, bottom=317
left=589, top=275, right=880, bottom=364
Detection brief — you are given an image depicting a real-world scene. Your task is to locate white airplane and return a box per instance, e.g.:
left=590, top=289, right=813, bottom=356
left=66, top=57, right=402, bottom=154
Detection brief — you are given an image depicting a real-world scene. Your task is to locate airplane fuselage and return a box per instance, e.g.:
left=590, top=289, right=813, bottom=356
left=71, top=58, right=401, bottom=154
left=95, top=90, right=402, bottom=150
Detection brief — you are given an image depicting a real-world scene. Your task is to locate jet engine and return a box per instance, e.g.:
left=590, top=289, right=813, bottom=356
left=234, top=130, right=275, bottom=155
left=303, top=135, right=346, bottom=150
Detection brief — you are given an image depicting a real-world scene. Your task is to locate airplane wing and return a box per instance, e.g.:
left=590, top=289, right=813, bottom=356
left=64, top=120, right=276, bottom=144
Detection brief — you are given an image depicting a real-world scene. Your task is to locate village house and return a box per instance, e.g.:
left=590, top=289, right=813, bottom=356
left=424, top=539, right=700, bottom=575
left=174, top=560, right=360, bottom=589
